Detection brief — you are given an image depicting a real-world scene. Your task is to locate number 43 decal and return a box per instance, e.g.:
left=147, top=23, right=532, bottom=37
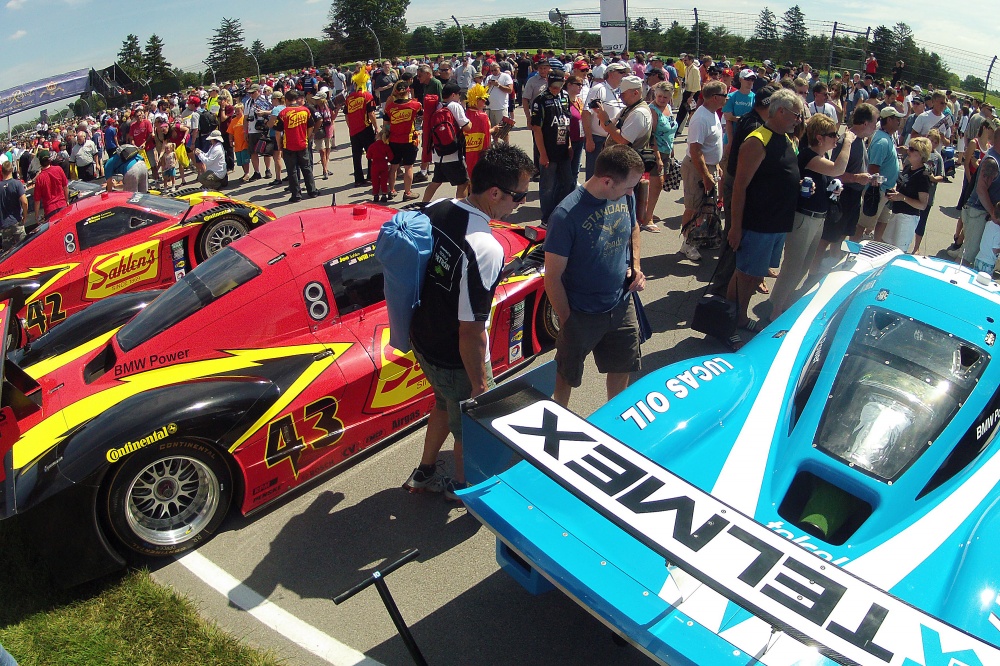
left=25, top=293, right=67, bottom=335
left=264, top=396, right=345, bottom=477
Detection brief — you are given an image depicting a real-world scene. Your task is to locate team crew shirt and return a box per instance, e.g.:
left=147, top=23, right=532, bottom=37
left=531, top=90, right=572, bottom=162
left=385, top=99, right=422, bottom=143
left=345, top=90, right=377, bottom=136
left=409, top=199, right=504, bottom=369
left=277, top=106, right=311, bottom=151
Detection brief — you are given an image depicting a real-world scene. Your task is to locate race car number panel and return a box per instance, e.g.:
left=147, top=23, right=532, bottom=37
left=481, top=397, right=1000, bottom=666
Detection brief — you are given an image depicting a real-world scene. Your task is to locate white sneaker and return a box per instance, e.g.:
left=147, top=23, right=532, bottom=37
left=680, top=241, right=702, bottom=261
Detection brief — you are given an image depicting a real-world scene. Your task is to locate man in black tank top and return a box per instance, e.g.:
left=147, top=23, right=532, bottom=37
left=726, top=89, right=804, bottom=344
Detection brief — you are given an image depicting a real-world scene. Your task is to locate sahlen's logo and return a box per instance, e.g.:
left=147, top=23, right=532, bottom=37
left=106, top=423, right=177, bottom=463
left=86, top=239, right=160, bottom=299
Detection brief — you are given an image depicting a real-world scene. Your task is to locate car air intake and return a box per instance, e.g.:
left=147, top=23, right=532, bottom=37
left=778, top=471, right=873, bottom=546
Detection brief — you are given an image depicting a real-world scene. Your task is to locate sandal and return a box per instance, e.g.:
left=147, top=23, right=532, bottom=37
left=757, top=280, right=770, bottom=294
left=739, top=319, right=764, bottom=333
left=640, top=222, right=662, bottom=233
left=726, top=332, right=744, bottom=350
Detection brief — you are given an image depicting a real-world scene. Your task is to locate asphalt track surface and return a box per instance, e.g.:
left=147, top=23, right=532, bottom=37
left=148, top=110, right=966, bottom=666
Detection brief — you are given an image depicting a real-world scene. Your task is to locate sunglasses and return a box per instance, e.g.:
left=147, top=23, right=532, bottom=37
left=497, top=185, right=528, bottom=202
left=823, top=132, right=839, bottom=138
left=711, top=93, right=727, bottom=98
left=907, top=146, right=920, bottom=153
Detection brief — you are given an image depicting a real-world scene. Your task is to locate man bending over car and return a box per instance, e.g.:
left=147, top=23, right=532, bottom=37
left=403, top=143, right=534, bottom=501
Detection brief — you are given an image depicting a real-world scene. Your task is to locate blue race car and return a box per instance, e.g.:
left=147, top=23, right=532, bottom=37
left=460, top=242, right=1000, bottom=665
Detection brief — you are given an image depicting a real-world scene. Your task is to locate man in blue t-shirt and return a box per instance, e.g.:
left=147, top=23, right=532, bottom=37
left=856, top=107, right=903, bottom=241
left=545, top=144, right=647, bottom=408
left=722, top=70, right=756, bottom=151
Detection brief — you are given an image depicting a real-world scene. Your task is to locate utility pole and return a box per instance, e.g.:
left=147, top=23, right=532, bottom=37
left=299, top=39, right=315, bottom=69
left=365, top=25, right=382, bottom=63
left=452, top=16, right=466, bottom=55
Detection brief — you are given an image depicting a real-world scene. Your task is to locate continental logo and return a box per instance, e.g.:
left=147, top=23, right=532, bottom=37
left=200, top=208, right=236, bottom=223
left=86, top=239, right=160, bottom=299
left=106, top=423, right=178, bottom=462
left=368, top=326, right=430, bottom=411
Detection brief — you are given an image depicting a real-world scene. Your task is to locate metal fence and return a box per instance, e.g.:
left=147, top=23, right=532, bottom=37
left=409, top=7, right=998, bottom=97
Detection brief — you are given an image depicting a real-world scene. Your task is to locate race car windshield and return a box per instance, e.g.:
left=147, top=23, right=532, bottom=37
left=117, top=247, right=260, bottom=351
left=124, top=193, right=190, bottom=217
left=0, top=222, right=47, bottom=261
left=814, top=306, right=987, bottom=481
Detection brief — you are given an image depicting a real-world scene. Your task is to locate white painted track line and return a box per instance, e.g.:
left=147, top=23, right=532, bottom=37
left=176, top=551, right=385, bottom=666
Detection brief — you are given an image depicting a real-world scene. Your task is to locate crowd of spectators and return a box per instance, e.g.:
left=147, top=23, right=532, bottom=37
left=3, top=50, right=998, bottom=340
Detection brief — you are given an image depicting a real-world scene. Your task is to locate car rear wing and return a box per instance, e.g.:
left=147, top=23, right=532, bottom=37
left=460, top=363, right=1000, bottom=666
left=0, top=293, right=42, bottom=480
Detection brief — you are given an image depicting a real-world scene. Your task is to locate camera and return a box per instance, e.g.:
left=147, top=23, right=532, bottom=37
left=588, top=100, right=601, bottom=109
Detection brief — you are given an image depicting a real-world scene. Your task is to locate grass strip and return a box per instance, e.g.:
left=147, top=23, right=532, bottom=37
left=0, top=517, right=281, bottom=666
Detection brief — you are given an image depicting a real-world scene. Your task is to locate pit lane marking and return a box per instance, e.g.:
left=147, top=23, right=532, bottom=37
left=176, top=551, right=384, bottom=666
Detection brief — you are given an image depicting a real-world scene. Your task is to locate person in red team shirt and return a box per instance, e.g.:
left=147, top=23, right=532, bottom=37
left=32, top=149, right=69, bottom=222
left=345, top=79, right=378, bottom=186
left=276, top=90, right=317, bottom=203
left=384, top=81, right=422, bottom=200
left=367, top=126, right=393, bottom=202
left=129, top=109, right=157, bottom=180
left=463, top=84, right=492, bottom=177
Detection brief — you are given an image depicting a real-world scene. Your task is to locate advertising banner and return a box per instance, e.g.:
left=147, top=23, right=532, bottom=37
left=600, top=0, right=628, bottom=54
left=0, top=69, right=91, bottom=119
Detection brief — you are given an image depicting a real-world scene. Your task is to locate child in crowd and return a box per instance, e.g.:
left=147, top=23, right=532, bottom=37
left=463, top=83, right=492, bottom=177
left=159, top=142, right=178, bottom=191
left=228, top=105, right=252, bottom=181
left=910, top=129, right=945, bottom=255
left=366, top=126, right=393, bottom=202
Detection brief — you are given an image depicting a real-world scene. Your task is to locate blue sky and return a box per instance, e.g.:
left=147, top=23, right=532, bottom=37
left=2, top=0, right=990, bottom=127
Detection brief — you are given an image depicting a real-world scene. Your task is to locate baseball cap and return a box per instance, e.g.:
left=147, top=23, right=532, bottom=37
left=912, top=85, right=922, bottom=92
left=606, top=62, right=629, bottom=74
left=880, top=107, right=905, bottom=119
left=187, top=95, right=200, bottom=106
left=618, top=75, right=643, bottom=92
left=271, top=91, right=284, bottom=100
left=572, top=60, right=590, bottom=71
left=249, top=84, right=261, bottom=92
left=739, top=69, right=757, bottom=79
left=763, top=59, right=773, bottom=68
left=547, top=71, right=566, bottom=84
left=911, top=96, right=925, bottom=104
left=37, top=148, right=50, bottom=160
left=722, top=68, right=734, bottom=77
left=755, top=85, right=777, bottom=107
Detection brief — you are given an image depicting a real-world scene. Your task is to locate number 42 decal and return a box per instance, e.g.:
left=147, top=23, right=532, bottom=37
left=25, top=293, right=67, bottom=335
left=264, top=396, right=345, bottom=478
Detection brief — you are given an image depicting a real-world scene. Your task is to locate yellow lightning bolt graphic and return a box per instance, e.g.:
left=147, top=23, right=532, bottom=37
left=0, top=264, right=79, bottom=303
left=12, top=342, right=351, bottom=470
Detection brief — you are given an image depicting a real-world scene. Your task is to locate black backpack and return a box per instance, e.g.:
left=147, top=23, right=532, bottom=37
left=199, top=109, right=219, bottom=136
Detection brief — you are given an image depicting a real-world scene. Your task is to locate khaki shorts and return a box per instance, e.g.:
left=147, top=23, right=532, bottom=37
left=555, top=297, right=641, bottom=387
left=858, top=189, right=891, bottom=232
left=681, top=155, right=714, bottom=211
left=413, top=350, right=495, bottom=439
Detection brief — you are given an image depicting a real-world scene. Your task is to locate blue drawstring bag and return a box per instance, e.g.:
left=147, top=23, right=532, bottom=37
left=375, top=210, right=434, bottom=352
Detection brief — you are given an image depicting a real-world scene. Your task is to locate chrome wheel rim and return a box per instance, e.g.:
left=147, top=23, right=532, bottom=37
left=125, top=456, right=219, bottom=546
left=205, top=221, right=244, bottom=255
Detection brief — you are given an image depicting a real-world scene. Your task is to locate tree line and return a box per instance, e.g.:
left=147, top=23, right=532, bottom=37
left=99, top=5, right=979, bottom=99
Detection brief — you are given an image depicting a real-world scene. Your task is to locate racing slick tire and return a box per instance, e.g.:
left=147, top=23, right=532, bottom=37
left=102, top=439, right=234, bottom=557
left=536, top=294, right=561, bottom=344
left=196, top=214, right=249, bottom=261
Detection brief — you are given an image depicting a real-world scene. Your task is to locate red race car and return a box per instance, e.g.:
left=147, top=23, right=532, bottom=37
left=0, top=190, right=276, bottom=342
left=0, top=202, right=556, bottom=585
